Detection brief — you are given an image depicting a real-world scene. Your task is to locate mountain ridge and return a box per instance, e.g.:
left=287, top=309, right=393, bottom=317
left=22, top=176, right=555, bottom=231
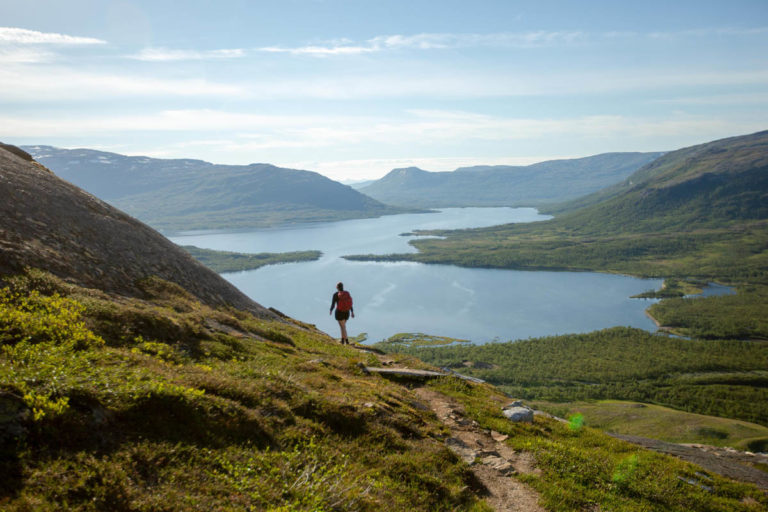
left=359, top=152, right=665, bottom=208
left=21, top=146, right=415, bottom=232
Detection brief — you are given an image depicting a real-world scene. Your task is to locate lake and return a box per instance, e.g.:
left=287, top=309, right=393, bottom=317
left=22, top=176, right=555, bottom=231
left=170, top=207, right=664, bottom=344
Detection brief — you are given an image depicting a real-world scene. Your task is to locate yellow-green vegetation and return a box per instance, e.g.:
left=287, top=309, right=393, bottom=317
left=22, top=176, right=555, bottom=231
left=376, top=327, right=768, bottom=427
left=0, top=269, right=490, bottom=511
left=427, top=378, right=768, bottom=511
left=378, top=332, right=471, bottom=348
left=181, top=245, right=322, bottom=273
left=530, top=400, right=768, bottom=452
left=648, top=284, right=768, bottom=340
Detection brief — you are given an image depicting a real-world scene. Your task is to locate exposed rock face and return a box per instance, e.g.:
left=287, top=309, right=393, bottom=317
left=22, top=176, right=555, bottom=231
left=0, top=144, right=274, bottom=317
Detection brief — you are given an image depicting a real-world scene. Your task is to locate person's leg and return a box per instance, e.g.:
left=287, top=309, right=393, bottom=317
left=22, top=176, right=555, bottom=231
left=338, top=319, right=348, bottom=343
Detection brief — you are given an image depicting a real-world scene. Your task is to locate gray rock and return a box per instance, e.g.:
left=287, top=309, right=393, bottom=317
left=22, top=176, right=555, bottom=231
left=502, top=403, right=534, bottom=423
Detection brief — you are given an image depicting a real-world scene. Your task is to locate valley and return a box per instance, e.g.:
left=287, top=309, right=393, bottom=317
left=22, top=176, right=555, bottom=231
left=3, top=2, right=767, bottom=509
left=2, top=130, right=767, bottom=510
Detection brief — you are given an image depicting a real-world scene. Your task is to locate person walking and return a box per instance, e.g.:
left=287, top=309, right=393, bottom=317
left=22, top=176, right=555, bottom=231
left=330, top=282, right=354, bottom=344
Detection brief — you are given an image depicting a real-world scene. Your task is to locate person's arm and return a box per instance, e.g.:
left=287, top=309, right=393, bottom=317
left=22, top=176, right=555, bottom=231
left=330, top=292, right=338, bottom=314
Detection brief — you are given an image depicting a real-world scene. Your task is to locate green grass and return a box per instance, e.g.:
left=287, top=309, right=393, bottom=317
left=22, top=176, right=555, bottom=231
left=530, top=400, right=768, bottom=451
left=427, top=378, right=768, bottom=512
left=0, top=269, right=489, bottom=511
left=181, top=245, right=322, bottom=273
left=3, top=269, right=768, bottom=510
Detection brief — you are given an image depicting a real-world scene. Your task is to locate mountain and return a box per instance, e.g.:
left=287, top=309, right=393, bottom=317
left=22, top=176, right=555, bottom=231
left=2, top=143, right=766, bottom=509
left=544, top=131, right=768, bottom=217
left=358, top=152, right=664, bottom=208
left=0, top=144, right=270, bottom=316
left=21, top=146, right=413, bottom=231
left=550, top=130, right=768, bottom=233
left=347, top=131, right=768, bottom=284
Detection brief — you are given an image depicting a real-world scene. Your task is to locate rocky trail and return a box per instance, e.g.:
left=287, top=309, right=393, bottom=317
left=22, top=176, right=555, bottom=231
left=411, top=387, right=546, bottom=512
left=350, top=345, right=545, bottom=511
left=354, top=344, right=768, bottom=507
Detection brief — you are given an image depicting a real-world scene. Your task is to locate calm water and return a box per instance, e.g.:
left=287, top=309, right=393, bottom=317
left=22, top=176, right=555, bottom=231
left=171, top=208, right=664, bottom=344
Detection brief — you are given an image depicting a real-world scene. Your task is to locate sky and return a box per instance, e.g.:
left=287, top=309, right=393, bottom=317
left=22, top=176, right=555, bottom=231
left=1, top=0, right=767, bottom=181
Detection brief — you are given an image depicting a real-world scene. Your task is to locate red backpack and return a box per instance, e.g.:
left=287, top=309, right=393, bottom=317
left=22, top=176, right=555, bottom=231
left=337, top=290, right=353, bottom=312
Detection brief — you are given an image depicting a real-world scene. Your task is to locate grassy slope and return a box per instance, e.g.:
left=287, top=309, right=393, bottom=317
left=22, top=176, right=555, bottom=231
left=2, top=270, right=767, bottom=510
left=180, top=246, right=322, bottom=273
left=0, top=269, right=488, bottom=511
left=530, top=400, right=768, bottom=452
left=428, top=378, right=768, bottom=511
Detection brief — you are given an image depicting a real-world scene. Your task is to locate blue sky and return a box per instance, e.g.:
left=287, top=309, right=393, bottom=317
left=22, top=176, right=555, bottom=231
left=1, top=0, right=766, bottom=180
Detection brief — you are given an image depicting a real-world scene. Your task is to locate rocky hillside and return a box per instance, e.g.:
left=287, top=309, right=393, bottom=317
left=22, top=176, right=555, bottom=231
left=359, top=152, right=663, bottom=208
left=0, top=144, right=271, bottom=316
left=22, top=146, right=413, bottom=231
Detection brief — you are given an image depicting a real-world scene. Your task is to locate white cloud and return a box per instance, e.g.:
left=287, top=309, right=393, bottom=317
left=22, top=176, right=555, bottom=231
left=0, top=67, right=246, bottom=100
left=257, top=27, right=768, bottom=57
left=258, top=30, right=587, bottom=56
left=259, top=45, right=376, bottom=56
left=0, top=47, right=54, bottom=63
left=4, top=108, right=761, bottom=149
left=0, top=27, right=106, bottom=45
left=129, top=47, right=246, bottom=61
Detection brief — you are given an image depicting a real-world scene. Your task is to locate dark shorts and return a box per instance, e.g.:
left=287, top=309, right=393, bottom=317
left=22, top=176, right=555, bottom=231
left=335, top=310, right=350, bottom=321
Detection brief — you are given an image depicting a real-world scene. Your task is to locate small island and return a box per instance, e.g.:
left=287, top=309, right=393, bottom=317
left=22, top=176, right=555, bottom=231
left=181, top=245, right=321, bottom=273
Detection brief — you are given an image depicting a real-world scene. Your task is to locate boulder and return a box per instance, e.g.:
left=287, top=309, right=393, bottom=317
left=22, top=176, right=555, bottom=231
left=502, top=402, right=534, bottom=423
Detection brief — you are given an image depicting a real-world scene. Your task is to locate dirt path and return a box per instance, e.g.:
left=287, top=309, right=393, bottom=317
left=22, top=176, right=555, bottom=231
left=609, top=433, right=768, bottom=490
left=412, top=387, right=546, bottom=512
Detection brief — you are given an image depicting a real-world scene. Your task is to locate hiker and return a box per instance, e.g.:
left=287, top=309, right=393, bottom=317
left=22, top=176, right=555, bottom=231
left=330, top=282, right=354, bottom=344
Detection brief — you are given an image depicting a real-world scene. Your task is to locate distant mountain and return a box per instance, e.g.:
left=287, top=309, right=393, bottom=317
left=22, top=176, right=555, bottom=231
left=358, top=152, right=664, bottom=208
left=344, top=179, right=376, bottom=189
left=0, top=144, right=273, bottom=316
left=348, top=130, right=768, bottom=284
left=21, top=146, right=413, bottom=231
